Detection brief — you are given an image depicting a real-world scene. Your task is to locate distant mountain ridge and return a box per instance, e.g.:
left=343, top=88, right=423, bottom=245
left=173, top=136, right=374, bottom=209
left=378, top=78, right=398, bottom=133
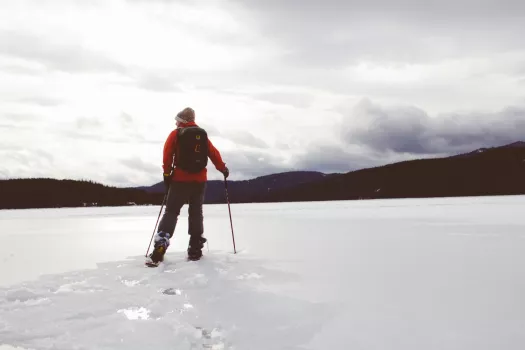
left=1, top=141, right=524, bottom=209
left=256, top=141, right=525, bottom=203
left=142, top=171, right=331, bottom=203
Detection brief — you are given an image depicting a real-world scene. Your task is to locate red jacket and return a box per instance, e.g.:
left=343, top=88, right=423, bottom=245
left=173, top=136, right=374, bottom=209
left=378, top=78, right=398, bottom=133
left=162, top=122, right=226, bottom=182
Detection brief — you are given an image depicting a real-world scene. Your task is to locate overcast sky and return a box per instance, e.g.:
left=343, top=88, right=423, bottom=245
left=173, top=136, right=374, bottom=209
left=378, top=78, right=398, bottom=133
left=1, top=0, right=525, bottom=187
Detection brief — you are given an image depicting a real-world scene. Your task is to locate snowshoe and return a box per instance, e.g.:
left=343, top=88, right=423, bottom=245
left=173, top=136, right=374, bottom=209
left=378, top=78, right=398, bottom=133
left=145, top=249, right=164, bottom=267
left=145, top=258, right=161, bottom=268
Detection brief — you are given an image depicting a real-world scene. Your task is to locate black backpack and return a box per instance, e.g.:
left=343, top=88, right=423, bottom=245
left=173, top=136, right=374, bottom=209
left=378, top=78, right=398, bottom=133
left=176, top=126, right=209, bottom=173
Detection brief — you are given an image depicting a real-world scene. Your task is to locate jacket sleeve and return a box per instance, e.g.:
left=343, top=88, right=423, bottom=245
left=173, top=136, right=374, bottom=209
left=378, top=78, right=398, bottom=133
left=163, top=130, right=178, bottom=175
left=207, top=138, right=226, bottom=172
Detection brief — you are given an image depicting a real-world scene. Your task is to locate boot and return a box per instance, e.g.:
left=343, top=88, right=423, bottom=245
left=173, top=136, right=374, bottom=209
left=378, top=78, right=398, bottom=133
left=149, top=231, right=171, bottom=263
left=187, top=235, right=206, bottom=261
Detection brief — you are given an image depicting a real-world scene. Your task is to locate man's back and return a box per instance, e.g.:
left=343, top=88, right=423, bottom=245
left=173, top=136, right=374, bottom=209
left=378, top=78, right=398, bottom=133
left=163, top=121, right=226, bottom=183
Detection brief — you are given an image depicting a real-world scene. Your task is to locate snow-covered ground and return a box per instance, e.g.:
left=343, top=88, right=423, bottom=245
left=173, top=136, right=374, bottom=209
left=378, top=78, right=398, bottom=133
left=1, top=196, right=525, bottom=349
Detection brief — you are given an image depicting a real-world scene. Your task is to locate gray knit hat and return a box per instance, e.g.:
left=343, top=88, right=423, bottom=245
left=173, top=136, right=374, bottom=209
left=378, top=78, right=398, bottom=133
left=175, top=107, right=195, bottom=123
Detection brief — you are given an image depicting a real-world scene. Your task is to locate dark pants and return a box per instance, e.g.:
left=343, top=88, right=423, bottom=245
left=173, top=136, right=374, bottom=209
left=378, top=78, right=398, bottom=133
left=157, top=181, right=207, bottom=240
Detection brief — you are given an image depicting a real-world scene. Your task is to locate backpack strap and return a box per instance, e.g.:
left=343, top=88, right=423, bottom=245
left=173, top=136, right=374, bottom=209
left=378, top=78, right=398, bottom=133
left=170, top=128, right=182, bottom=172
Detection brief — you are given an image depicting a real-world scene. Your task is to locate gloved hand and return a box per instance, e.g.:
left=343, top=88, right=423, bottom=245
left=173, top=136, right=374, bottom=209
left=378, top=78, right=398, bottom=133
left=163, top=173, right=171, bottom=192
left=221, top=166, right=229, bottom=179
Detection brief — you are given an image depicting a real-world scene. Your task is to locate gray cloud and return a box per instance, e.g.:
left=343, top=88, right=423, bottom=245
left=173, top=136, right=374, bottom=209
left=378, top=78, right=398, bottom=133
left=0, top=62, right=44, bottom=76
left=291, top=145, right=378, bottom=174
left=121, top=156, right=160, bottom=174
left=282, top=99, right=525, bottom=176
left=221, top=148, right=290, bottom=179
left=0, top=168, right=10, bottom=178
left=274, top=141, right=291, bottom=150
left=0, top=122, right=36, bottom=130
left=198, top=122, right=221, bottom=137
left=136, top=74, right=183, bottom=92
left=120, top=112, right=134, bottom=129
left=2, top=113, right=38, bottom=122
left=75, top=117, right=103, bottom=130
left=33, top=149, right=55, bottom=164
left=57, top=115, right=160, bottom=145
left=231, top=0, right=525, bottom=18
left=251, top=91, right=313, bottom=108
left=0, top=30, right=126, bottom=74
left=0, top=148, right=55, bottom=179
left=105, top=173, right=134, bottom=187
left=228, top=0, right=525, bottom=68
left=16, top=96, right=63, bottom=107
left=340, top=98, right=525, bottom=155
left=219, top=144, right=380, bottom=179
left=0, top=123, right=16, bottom=129
left=222, top=131, right=269, bottom=149
left=105, top=66, right=188, bottom=94
left=69, top=133, right=160, bottom=145
left=0, top=142, right=24, bottom=151
left=212, top=88, right=314, bottom=108
left=55, top=127, right=160, bottom=145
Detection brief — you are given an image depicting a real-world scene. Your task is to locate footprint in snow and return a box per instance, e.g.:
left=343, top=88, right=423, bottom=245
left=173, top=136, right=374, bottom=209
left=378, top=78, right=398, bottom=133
left=185, top=273, right=208, bottom=286
left=236, top=273, right=262, bottom=280
left=121, top=279, right=141, bottom=287
left=161, top=288, right=182, bottom=296
left=192, top=326, right=227, bottom=350
left=117, top=274, right=147, bottom=287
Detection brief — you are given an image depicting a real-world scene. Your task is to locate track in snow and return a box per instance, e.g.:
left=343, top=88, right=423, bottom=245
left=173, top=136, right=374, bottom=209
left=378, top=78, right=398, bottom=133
left=0, top=251, right=330, bottom=350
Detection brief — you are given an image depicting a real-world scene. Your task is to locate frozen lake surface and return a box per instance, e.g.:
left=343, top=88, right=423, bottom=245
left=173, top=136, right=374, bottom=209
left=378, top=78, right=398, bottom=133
left=1, top=196, right=525, bottom=349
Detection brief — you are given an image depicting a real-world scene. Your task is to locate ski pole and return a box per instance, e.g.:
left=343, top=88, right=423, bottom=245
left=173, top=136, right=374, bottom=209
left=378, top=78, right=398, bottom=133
left=145, top=193, right=168, bottom=257
left=224, top=177, right=237, bottom=254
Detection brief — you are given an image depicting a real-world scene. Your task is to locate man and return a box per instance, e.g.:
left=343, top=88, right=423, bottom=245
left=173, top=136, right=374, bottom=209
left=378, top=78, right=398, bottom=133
left=148, top=107, right=229, bottom=264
